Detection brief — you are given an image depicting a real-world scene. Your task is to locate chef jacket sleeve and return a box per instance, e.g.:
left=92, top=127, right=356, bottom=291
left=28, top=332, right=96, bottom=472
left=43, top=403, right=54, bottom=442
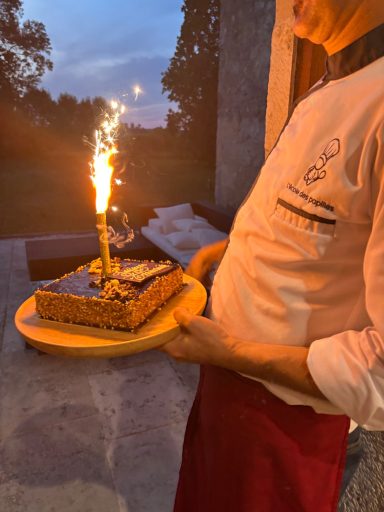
left=307, top=123, right=384, bottom=431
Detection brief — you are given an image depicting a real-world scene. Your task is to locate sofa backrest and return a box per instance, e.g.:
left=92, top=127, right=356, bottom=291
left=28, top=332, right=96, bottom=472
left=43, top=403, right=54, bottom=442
left=191, top=201, right=235, bottom=233
left=138, top=201, right=235, bottom=234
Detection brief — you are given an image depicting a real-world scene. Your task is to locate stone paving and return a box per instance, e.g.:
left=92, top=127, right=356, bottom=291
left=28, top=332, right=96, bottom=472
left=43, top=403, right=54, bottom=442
left=1, top=237, right=384, bottom=512
left=0, top=237, right=198, bottom=512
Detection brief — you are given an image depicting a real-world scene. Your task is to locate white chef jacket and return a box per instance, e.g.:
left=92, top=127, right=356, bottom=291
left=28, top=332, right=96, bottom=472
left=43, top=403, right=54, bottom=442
left=209, top=27, right=384, bottom=431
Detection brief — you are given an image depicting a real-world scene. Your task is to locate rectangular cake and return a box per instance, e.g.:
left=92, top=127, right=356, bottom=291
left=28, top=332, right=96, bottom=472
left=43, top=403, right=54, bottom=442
left=35, top=257, right=184, bottom=331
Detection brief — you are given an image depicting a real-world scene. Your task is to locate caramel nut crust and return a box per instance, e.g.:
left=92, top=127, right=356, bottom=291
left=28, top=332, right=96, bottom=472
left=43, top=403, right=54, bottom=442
left=35, top=259, right=183, bottom=331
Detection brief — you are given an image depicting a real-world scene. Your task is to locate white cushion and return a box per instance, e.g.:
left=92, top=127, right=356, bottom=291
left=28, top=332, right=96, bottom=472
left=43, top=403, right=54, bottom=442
left=148, top=218, right=164, bottom=234
left=141, top=226, right=196, bottom=268
left=165, top=231, right=200, bottom=250
left=172, top=218, right=215, bottom=232
left=192, top=228, right=228, bottom=247
left=194, top=214, right=207, bottom=222
left=154, top=203, right=194, bottom=234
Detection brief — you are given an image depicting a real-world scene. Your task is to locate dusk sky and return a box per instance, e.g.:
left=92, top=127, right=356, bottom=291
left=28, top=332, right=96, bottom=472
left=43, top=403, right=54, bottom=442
left=23, top=0, right=184, bottom=127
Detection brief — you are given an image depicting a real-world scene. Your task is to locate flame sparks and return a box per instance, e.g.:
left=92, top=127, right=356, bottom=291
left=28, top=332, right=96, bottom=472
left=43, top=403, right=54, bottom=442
left=90, top=101, right=124, bottom=213
left=133, top=85, right=143, bottom=101
left=88, top=99, right=136, bottom=274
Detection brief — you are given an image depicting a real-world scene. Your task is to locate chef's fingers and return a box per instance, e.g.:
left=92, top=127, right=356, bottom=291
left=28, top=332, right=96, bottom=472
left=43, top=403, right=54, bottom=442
left=174, top=307, right=221, bottom=338
left=173, top=307, right=193, bottom=330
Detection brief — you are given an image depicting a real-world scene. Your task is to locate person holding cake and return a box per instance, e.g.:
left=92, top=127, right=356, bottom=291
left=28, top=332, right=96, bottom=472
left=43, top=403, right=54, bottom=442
left=160, top=0, right=384, bottom=510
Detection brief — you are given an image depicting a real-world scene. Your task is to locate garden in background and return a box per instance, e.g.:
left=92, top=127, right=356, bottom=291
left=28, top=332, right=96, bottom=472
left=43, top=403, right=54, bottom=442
left=0, top=0, right=219, bottom=236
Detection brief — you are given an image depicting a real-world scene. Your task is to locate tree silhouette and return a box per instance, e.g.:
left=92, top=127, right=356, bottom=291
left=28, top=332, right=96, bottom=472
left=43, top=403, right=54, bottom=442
left=0, top=0, right=52, bottom=103
left=52, top=93, right=79, bottom=136
left=22, top=87, right=55, bottom=127
left=162, top=0, right=220, bottom=166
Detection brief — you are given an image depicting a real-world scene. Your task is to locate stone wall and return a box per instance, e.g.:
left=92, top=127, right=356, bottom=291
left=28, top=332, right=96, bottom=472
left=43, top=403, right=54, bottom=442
left=265, top=2, right=296, bottom=156
left=215, top=0, right=275, bottom=210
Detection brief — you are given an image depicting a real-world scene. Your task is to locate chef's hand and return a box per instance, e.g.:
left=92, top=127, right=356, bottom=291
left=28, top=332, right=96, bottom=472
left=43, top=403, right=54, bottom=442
left=161, top=309, right=326, bottom=401
left=159, top=307, right=236, bottom=366
left=186, top=239, right=228, bottom=286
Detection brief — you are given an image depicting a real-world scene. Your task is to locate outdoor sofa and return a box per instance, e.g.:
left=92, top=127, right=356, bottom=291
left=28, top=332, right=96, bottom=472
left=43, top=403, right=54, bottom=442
left=140, top=201, right=234, bottom=268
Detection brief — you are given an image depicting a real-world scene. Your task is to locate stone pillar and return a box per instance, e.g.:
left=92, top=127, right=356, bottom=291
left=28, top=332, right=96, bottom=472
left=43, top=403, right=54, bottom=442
left=265, top=2, right=296, bottom=156
left=215, top=0, right=275, bottom=210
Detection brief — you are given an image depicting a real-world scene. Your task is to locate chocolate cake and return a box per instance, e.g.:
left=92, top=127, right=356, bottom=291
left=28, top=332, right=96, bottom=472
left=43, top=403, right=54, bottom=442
left=35, top=258, right=184, bottom=331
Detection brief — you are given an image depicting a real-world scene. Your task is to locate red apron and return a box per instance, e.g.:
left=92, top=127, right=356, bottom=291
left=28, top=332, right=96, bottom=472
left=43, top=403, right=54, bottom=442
left=174, top=365, right=349, bottom=512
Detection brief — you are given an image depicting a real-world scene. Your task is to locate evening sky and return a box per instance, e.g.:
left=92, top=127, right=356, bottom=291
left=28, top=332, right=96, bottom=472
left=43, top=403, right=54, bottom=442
left=23, top=0, right=183, bottom=127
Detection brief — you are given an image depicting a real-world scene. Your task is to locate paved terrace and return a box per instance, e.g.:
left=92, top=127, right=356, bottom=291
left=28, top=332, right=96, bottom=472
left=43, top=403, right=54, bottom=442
left=0, top=237, right=383, bottom=512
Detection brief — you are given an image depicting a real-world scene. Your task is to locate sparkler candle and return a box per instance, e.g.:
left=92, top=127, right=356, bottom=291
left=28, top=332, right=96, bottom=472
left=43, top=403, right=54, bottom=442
left=91, top=102, right=124, bottom=276
left=96, top=211, right=111, bottom=275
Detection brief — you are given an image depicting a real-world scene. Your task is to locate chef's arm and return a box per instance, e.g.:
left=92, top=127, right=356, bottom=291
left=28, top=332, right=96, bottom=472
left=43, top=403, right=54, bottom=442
left=185, top=238, right=228, bottom=282
left=215, top=125, right=384, bottom=426
left=163, top=307, right=327, bottom=402
left=164, top=127, right=384, bottom=426
left=307, top=131, right=384, bottom=430
left=306, top=125, right=384, bottom=430
left=225, top=127, right=384, bottom=425
left=223, top=340, right=326, bottom=400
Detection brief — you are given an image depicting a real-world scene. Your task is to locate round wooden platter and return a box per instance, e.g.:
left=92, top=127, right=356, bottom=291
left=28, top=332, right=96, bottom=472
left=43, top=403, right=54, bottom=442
left=15, top=274, right=207, bottom=358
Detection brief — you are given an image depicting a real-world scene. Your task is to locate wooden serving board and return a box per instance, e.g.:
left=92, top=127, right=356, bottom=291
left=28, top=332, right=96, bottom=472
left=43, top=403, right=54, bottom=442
left=15, top=274, right=207, bottom=358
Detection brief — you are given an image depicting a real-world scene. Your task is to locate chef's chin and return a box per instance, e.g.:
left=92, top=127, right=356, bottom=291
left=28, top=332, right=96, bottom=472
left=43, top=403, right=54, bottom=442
left=292, top=5, right=316, bottom=40
left=293, top=17, right=308, bottom=39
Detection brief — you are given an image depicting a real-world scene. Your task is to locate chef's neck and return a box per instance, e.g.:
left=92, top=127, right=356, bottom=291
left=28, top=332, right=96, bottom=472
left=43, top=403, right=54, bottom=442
left=323, top=2, right=384, bottom=55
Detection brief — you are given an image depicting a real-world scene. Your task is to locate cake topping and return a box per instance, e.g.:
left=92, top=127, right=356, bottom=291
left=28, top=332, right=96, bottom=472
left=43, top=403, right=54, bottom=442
left=87, top=257, right=175, bottom=283
left=88, top=258, right=121, bottom=275
left=109, top=262, right=174, bottom=283
left=82, top=257, right=179, bottom=301
left=99, top=278, right=137, bottom=302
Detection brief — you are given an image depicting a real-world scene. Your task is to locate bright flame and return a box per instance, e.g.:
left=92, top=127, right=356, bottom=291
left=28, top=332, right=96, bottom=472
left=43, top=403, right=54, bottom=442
left=91, top=145, right=116, bottom=213
left=133, top=85, right=143, bottom=101
left=90, top=101, right=123, bottom=213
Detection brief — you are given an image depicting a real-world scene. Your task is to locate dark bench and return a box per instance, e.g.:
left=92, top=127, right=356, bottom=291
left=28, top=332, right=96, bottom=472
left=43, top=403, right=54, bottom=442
left=25, top=202, right=236, bottom=281
left=26, top=232, right=170, bottom=281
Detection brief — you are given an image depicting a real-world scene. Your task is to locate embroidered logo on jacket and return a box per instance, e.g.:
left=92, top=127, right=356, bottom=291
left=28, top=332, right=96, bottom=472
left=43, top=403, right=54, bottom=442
left=304, top=139, right=340, bottom=186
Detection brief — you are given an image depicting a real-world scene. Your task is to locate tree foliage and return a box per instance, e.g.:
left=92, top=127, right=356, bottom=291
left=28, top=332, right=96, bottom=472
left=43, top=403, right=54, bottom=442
left=0, top=0, right=52, bottom=101
left=0, top=0, right=193, bottom=174
left=0, top=88, right=116, bottom=158
left=162, top=0, right=220, bottom=165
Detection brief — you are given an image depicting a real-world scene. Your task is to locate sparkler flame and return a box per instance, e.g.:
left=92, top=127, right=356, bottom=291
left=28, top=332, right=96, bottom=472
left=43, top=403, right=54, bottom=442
left=90, top=101, right=123, bottom=213
left=88, top=99, right=135, bottom=272
left=92, top=144, right=116, bottom=213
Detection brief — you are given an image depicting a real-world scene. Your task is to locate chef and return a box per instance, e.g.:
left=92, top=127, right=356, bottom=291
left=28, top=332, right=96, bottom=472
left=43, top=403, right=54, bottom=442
left=161, top=0, right=384, bottom=510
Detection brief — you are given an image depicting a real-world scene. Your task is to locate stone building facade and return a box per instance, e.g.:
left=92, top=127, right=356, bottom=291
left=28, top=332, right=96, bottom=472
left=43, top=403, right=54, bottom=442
left=215, top=1, right=318, bottom=208
left=215, top=0, right=275, bottom=209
